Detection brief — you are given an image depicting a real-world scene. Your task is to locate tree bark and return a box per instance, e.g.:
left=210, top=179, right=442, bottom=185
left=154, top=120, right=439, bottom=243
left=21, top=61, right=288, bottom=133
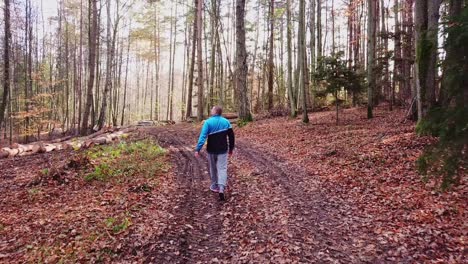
left=299, top=0, right=309, bottom=123
left=287, top=0, right=297, bottom=117
left=186, top=0, right=198, bottom=120
left=415, top=0, right=441, bottom=119
left=235, top=0, right=252, bottom=121
left=317, top=0, right=322, bottom=61
left=81, top=0, right=98, bottom=135
left=310, top=0, right=316, bottom=109
left=392, top=0, right=401, bottom=110
left=196, top=0, right=204, bottom=121
left=121, top=23, right=131, bottom=126
left=367, top=0, right=376, bottom=119
left=98, top=0, right=120, bottom=129
left=267, top=0, right=275, bottom=110
left=0, top=0, right=11, bottom=130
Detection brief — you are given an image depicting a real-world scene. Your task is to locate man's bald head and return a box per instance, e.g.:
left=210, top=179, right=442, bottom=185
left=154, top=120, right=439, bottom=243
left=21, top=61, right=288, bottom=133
left=211, top=106, right=223, bottom=116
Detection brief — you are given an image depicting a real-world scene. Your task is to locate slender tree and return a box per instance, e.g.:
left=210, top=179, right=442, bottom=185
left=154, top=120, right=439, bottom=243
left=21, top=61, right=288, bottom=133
left=196, top=0, right=204, bottom=121
left=267, top=0, right=275, bottom=110
left=186, top=0, right=198, bottom=120
left=81, top=0, right=98, bottom=135
left=367, top=0, right=376, bottom=119
left=287, top=0, right=297, bottom=117
left=0, top=0, right=11, bottom=130
left=299, top=0, right=309, bottom=123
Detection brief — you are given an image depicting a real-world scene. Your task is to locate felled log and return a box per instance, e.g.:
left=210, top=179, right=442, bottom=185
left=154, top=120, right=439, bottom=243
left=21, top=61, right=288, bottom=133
left=0, top=126, right=138, bottom=159
left=84, top=129, right=108, bottom=140
left=51, top=135, right=73, bottom=143
left=0, top=149, right=10, bottom=159
left=1, top=147, right=19, bottom=158
left=44, top=144, right=57, bottom=152
left=32, top=143, right=46, bottom=154
left=223, top=113, right=238, bottom=120
left=137, top=120, right=155, bottom=126
left=92, top=137, right=109, bottom=145
left=12, top=143, right=34, bottom=153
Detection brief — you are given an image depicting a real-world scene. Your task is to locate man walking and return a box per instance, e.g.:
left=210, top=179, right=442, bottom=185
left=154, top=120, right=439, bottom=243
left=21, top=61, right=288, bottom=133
left=195, top=106, right=235, bottom=201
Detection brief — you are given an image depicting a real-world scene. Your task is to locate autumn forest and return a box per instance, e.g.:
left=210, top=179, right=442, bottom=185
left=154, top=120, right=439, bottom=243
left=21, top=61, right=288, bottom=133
left=0, top=0, right=466, bottom=262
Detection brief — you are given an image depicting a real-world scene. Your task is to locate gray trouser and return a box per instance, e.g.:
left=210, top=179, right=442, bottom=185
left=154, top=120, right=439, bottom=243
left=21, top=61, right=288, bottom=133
left=207, top=153, right=228, bottom=191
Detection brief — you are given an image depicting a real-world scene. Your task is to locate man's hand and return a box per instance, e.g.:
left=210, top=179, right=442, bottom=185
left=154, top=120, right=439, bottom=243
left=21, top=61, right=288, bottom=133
left=194, top=151, right=200, bottom=158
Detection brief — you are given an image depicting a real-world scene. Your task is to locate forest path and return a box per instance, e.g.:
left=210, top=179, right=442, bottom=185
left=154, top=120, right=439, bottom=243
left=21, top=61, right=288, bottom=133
left=142, top=123, right=380, bottom=263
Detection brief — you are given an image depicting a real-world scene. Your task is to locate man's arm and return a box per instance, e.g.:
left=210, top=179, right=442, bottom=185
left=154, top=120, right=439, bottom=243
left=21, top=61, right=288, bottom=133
left=227, top=127, right=235, bottom=154
left=195, top=121, right=209, bottom=152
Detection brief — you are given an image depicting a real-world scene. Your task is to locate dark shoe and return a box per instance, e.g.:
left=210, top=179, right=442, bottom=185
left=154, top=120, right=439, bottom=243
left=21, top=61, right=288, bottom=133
left=219, top=192, right=225, bottom=201
left=210, top=185, right=219, bottom=193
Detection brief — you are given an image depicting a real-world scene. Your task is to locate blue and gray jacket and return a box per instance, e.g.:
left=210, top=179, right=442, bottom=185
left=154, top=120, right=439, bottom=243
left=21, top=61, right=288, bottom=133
left=195, top=115, right=235, bottom=154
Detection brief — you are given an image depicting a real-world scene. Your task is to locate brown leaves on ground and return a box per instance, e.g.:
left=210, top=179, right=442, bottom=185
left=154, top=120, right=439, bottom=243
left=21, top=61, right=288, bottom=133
left=236, top=106, right=466, bottom=263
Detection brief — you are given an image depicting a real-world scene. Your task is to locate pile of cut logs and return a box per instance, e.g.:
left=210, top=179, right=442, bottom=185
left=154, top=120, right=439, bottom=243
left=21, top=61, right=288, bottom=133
left=0, top=127, right=137, bottom=159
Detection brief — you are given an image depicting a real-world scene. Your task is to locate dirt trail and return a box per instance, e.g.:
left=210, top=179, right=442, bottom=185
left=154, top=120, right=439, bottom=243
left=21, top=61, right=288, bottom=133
left=141, top=124, right=380, bottom=263
left=143, top=126, right=225, bottom=263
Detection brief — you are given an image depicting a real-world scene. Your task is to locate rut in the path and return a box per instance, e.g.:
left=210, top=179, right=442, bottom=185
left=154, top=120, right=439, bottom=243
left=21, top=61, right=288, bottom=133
left=236, top=141, right=384, bottom=263
left=143, top=127, right=225, bottom=263
left=236, top=142, right=353, bottom=261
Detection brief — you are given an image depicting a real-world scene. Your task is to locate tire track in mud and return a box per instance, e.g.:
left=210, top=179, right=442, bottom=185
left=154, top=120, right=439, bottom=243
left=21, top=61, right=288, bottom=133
left=143, top=127, right=224, bottom=263
left=236, top=140, right=360, bottom=262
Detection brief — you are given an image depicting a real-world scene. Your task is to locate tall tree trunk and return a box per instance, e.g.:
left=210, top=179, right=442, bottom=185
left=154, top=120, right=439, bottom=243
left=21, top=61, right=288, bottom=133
left=169, top=2, right=178, bottom=121
left=81, top=0, right=98, bottom=135
left=209, top=0, right=219, bottom=112
left=216, top=27, right=224, bottom=107
left=65, top=21, right=70, bottom=130
left=0, top=0, right=11, bottom=130
left=182, top=14, right=190, bottom=120
left=267, top=0, right=275, bottom=110
left=236, top=0, right=252, bottom=121
left=367, top=0, right=376, bottom=119
left=402, top=0, right=415, bottom=110
left=121, top=26, right=131, bottom=126
left=392, top=0, right=401, bottom=110
left=309, top=0, right=316, bottom=110
left=27, top=0, right=33, bottom=139
left=415, top=0, right=441, bottom=119
left=287, top=0, right=297, bottom=117
left=154, top=5, right=160, bottom=120
left=196, top=0, right=204, bottom=121
left=317, top=0, right=322, bottom=61
left=77, top=0, right=84, bottom=132
left=186, top=0, right=198, bottom=120
left=250, top=3, right=260, bottom=113
left=331, top=0, right=336, bottom=53
left=299, top=0, right=309, bottom=123
left=166, top=4, right=174, bottom=121
left=98, top=0, right=119, bottom=129
left=381, top=0, right=390, bottom=107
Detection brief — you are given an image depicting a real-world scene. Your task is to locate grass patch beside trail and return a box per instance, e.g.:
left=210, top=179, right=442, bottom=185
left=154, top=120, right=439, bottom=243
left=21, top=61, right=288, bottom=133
left=83, top=139, right=168, bottom=182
